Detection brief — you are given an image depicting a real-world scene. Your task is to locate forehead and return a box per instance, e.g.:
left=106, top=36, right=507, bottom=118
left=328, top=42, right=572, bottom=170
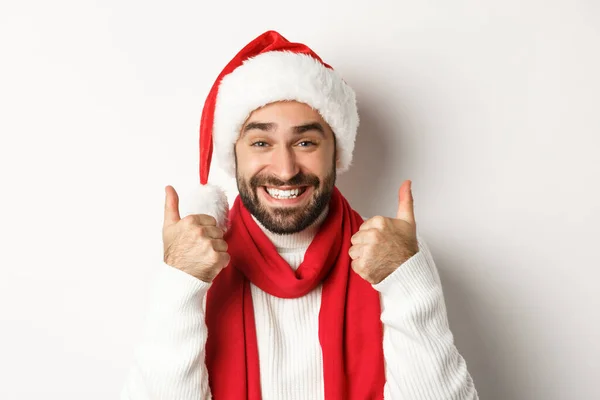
left=244, top=100, right=328, bottom=126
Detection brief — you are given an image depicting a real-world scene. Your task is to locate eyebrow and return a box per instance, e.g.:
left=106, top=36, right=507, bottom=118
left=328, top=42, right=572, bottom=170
left=294, top=122, right=325, bottom=136
left=243, top=122, right=276, bottom=133
left=242, top=121, right=325, bottom=137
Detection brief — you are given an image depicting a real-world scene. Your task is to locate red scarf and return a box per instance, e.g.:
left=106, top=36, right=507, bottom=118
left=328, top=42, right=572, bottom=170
left=205, top=186, right=385, bottom=399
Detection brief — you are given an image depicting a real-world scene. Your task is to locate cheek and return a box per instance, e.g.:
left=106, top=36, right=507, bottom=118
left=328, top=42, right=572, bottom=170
left=298, top=150, right=335, bottom=176
left=236, top=147, right=268, bottom=176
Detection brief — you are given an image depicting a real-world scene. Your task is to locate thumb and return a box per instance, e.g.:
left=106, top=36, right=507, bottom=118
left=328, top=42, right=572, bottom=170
left=396, top=180, right=416, bottom=225
left=164, top=185, right=181, bottom=227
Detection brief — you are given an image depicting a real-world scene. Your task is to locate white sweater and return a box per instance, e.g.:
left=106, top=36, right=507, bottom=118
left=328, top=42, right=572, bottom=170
left=120, top=209, right=478, bottom=399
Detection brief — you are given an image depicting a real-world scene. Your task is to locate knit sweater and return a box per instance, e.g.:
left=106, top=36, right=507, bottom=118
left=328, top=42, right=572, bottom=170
left=120, top=207, right=478, bottom=399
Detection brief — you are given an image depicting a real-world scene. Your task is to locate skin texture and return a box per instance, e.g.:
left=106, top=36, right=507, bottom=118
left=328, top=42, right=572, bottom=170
left=162, top=100, right=419, bottom=284
left=234, top=101, right=337, bottom=234
left=348, top=180, right=419, bottom=284
left=163, top=186, right=230, bottom=283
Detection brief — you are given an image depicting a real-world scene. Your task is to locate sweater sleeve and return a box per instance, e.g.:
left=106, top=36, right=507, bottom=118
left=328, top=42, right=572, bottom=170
left=120, top=262, right=213, bottom=400
left=373, top=234, right=478, bottom=400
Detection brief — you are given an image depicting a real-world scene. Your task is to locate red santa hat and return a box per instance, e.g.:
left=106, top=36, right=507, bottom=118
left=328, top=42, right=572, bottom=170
left=189, top=30, right=359, bottom=231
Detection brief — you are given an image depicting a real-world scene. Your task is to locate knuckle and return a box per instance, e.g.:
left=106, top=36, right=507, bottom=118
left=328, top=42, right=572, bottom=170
left=206, top=251, right=219, bottom=264
left=372, top=215, right=384, bottom=226
left=373, top=229, right=384, bottom=241
left=367, top=229, right=379, bottom=241
left=212, top=239, right=227, bottom=252
left=182, top=215, right=196, bottom=226
left=210, top=227, right=223, bottom=239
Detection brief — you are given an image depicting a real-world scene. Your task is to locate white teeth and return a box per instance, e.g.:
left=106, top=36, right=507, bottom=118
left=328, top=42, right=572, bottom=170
left=266, top=187, right=302, bottom=199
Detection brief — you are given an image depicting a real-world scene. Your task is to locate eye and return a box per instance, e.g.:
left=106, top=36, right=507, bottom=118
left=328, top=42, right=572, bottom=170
left=297, top=141, right=316, bottom=147
left=251, top=141, right=269, bottom=147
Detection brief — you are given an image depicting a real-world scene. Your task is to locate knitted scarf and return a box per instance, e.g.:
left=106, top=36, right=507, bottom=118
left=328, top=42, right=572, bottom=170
left=205, top=186, right=385, bottom=399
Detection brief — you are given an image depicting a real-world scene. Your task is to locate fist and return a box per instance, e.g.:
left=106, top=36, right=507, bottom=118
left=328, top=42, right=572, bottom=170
left=162, top=185, right=230, bottom=283
left=349, top=180, right=419, bottom=284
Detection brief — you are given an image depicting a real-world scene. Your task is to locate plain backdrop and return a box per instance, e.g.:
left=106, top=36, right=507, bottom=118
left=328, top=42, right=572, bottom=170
left=1, top=0, right=599, bottom=399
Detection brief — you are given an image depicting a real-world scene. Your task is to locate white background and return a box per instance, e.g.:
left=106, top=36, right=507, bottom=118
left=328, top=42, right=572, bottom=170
left=1, top=0, right=599, bottom=399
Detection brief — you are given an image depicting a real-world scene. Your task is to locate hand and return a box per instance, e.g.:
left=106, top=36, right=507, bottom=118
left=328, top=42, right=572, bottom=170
left=349, top=180, right=419, bottom=284
left=162, top=185, right=230, bottom=283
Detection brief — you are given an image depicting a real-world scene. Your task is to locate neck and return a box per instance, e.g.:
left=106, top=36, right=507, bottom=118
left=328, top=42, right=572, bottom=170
left=252, top=206, right=330, bottom=253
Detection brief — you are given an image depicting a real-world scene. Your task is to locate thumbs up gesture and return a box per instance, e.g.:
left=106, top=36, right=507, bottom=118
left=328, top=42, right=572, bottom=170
left=162, top=185, right=230, bottom=283
left=349, top=180, right=419, bottom=285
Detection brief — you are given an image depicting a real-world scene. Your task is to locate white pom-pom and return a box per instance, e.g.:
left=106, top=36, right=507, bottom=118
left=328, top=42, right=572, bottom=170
left=178, top=183, right=230, bottom=232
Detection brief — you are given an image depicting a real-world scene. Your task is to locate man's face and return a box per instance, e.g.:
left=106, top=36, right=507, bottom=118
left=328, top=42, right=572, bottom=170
left=234, top=101, right=338, bottom=234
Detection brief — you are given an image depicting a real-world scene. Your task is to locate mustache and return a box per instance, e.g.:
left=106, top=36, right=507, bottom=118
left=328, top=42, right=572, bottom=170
left=249, top=172, right=320, bottom=188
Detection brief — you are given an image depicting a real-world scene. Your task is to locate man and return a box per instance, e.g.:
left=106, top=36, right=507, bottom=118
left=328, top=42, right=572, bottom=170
left=121, top=30, right=478, bottom=399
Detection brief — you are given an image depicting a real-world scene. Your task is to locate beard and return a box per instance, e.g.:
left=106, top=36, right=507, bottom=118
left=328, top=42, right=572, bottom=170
left=236, top=164, right=336, bottom=235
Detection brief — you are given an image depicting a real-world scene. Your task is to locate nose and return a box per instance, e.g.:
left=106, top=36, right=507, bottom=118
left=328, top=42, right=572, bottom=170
left=270, top=146, right=300, bottom=182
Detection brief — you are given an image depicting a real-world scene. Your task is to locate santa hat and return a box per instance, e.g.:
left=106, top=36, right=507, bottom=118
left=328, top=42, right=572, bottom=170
left=189, top=30, right=359, bottom=231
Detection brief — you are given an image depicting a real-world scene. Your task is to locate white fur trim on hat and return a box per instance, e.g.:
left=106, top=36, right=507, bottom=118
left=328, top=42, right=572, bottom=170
left=179, top=183, right=230, bottom=232
left=212, top=50, right=359, bottom=177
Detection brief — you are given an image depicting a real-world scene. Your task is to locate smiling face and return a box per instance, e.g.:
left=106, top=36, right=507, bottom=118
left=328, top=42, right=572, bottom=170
left=234, top=101, right=338, bottom=234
